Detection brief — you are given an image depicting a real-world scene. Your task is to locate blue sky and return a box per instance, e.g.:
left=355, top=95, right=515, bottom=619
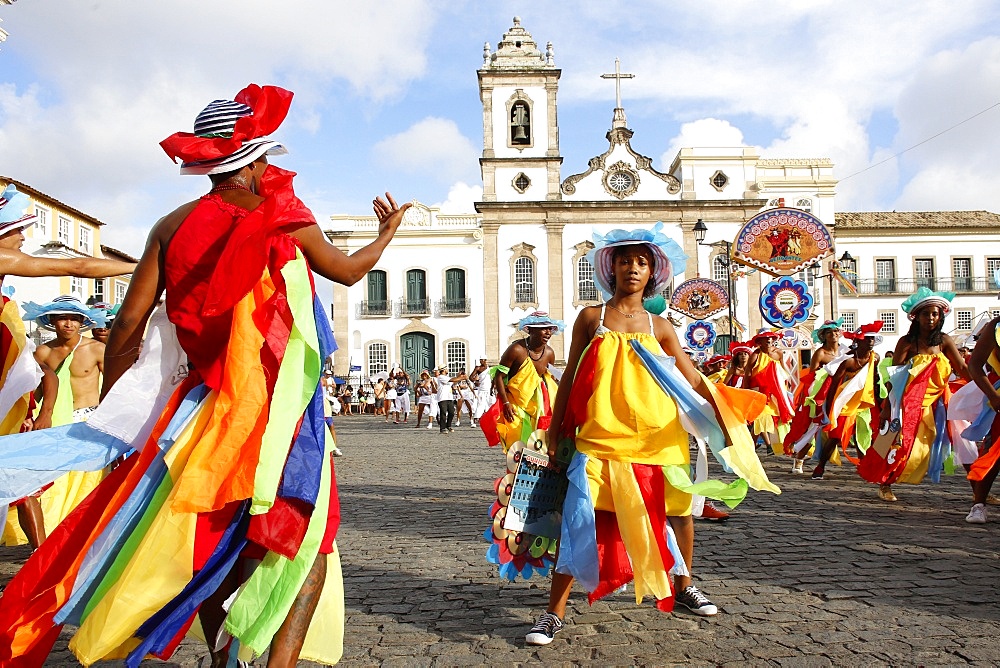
left=2, top=1, right=999, bottom=259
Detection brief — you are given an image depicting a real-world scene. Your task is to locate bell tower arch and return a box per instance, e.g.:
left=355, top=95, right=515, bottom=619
left=478, top=17, right=562, bottom=202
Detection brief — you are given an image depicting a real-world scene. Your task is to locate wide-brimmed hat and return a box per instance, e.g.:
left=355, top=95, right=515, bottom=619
left=706, top=355, right=732, bottom=366
left=586, top=223, right=687, bottom=298
left=811, top=317, right=844, bottom=343
left=729, top=341, right=754, bottom=355
left=752, top=328, right=781, bottom=343
left=901, top=287, right=955, bottom=320
left=22, top=295, right=106, bottom=332
left=518, top=311, right=566, bottom=333
left=0, top=184, right=38, bottom=236
left=160, top=84, right=291, bottom=176
left=843, top=320, right=884, bottom=345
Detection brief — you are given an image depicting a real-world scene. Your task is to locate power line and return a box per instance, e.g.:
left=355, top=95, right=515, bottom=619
left=839, top=101, right=1000, bottom=182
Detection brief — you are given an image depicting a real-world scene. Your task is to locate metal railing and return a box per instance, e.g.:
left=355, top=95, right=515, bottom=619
left=843, top=276, right=1000, bottom=296
left=398, top=297, right=429, bottom=316
left=436, top=298, right=471, bottom=315
left=359, top=300, right=390, bottom=317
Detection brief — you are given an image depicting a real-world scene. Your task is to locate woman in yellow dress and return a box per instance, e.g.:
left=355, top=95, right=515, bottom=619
left=525, top=225, right=777, bottom=646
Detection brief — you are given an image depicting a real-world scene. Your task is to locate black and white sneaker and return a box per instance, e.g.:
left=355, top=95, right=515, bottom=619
left=525, top=611, right=563, bottom=645
left=674, top=585, right=718, bottom=616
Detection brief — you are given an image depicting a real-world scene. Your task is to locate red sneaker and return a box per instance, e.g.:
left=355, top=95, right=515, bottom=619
left=697, top=501, right=730, bottom=521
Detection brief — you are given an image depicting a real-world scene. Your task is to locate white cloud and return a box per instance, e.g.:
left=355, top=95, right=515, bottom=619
left=432, top=182, right=483, bottom=214
left=373, top=117, right=479, bottom=184
left=660, top=118, right=749, bottom=167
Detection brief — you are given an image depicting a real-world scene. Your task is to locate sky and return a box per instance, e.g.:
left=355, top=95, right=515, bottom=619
left=1, top=0, right=999, bottom=262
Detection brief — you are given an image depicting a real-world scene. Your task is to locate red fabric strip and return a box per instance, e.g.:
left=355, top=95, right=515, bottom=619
left=589, top=510, right=633, bottom=604
left=563, top=339, right=601, bottom=439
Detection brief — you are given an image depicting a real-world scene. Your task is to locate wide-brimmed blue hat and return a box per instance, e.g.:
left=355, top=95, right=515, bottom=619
left=517, top=311, right=565, bottom=333
left=22, top=295, right=107, bottom=332
left=587, top=223, right=687, bottom=298
left=0, top=184, right=38, bottom=236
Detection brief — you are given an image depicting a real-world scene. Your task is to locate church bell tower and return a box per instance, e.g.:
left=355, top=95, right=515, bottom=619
left=478, top=17, right=562, bottom=202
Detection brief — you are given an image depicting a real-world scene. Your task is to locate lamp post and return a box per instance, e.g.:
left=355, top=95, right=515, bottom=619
left=694, top=219, right=736, bottom=341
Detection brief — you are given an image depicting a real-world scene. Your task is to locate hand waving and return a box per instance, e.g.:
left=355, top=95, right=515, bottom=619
left=373, top=193, right=410, bottom=238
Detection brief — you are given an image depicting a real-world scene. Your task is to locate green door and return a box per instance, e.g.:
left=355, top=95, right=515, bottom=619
left=406, top=269, right=426, bottom=312
left=445, top=268, right=466, bottom=312
left=401, top=332, right=434, bottom=390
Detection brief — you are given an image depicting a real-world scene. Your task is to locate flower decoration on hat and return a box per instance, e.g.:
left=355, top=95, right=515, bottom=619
left=901, top=286, right=955, bottom=320
left=586, top=223, right=688, bottom=299
left=160, top=84, right=292, bottom=175
left=517, top=311, right=566, bottom=333
left=23, top=295, right=107, bottom=332
left=0, top=184, right=38, bottom=236
left=811, top=317, right=844, bottom=344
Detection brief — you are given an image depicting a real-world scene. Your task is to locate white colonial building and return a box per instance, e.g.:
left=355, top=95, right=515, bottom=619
left=325, top=17, right=1000, bottom=380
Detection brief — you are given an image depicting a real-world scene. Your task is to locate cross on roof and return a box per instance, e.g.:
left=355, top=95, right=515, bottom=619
left=600, top=57, right=634, bottom=109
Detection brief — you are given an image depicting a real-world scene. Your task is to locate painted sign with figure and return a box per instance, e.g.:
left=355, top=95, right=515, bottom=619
left=684, top=320, right=717, bottom=351
left=669, top=278, right=729, bottom=320
left=734, top=208, right=833, bottom=276
left=760, top=277, right=814, bottom=327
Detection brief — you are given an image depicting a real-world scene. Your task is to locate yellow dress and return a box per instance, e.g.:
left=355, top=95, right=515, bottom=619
left=896, top=352, right=951, bottom=484
left=496, top=357, right=557, bottom=452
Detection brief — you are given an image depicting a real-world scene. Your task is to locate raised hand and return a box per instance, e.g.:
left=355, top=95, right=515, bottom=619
left=373, top=192, right=410, bottom=238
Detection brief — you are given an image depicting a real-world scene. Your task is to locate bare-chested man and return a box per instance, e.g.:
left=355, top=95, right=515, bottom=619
left=32, top=298, right=106, bottom=419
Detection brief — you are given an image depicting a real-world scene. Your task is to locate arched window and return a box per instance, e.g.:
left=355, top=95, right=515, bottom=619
left=712, top=256, right=728, bottom=283
left=577, top=256, right=598, bottom=302
left=794, top=197, right=813, bottom=213
left=446, top=340, right=467, bottom=375
left=404, top=269, right=427, bottom=315
left=514, top=257, right=535, bottom=305
left=365, top=269, right=388, bottom=316
left=510, top=101, right=531, bottom=145
left=367, top=342, right=388, bottom=377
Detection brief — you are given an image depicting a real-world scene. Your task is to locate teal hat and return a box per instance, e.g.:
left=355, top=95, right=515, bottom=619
left=901, top=287, right=955, bottom=320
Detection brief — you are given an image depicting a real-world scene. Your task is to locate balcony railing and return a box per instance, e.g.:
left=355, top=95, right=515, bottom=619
left=359, top=300, right=390, bottom=317
left=398, top=297, right=429, bottom=316
left=436, top=297, right=471, bottom=315
left=844, top=276, right=1000, bottom=296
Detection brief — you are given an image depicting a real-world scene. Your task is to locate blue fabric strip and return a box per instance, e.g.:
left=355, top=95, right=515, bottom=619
left=554, top=452, right=599, bottom=591
left=313, top=294, right=337, bottom=358
left=927, top=400, right=949, bottom=484
left=126, top=504, right=250, bottom=667
left=276, top=382, right=325, bottom=504
left=961, top=379, right=1000, bottom=442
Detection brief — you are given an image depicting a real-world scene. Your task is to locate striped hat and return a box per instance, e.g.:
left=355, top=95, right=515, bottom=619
left=160, top=84, right=292, bottom=176
left=0, top=184, right=38, bottom=236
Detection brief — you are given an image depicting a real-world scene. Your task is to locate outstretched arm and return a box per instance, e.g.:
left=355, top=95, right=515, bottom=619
left=291, top=193, right=409, bottom=285
left=0, top=248, right=134, bottom=279
left=969, top=318, right=1000, bottom=411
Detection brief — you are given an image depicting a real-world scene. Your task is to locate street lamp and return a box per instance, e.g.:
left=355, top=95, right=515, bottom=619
left=694, top=219, right=735, bottom=341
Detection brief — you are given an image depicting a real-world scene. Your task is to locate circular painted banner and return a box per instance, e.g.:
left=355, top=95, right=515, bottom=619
left=684, top=320, right=717, bottom=351
left=733, top=208, right=833, bottom=276
left=669, top=278, right=730, bottom=320
left=760, top=277, right=815, bottom=327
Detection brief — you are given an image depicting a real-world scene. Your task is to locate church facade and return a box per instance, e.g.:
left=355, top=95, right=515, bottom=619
left=327, top=18, right=1000, bottom=382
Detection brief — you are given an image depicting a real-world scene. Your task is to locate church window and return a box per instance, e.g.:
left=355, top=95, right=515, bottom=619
left=404, top=269, right=428, bottom=315
left=794, top=198, right=813, bottom=212
left=766, top=197, right=785, bottom=208
left=955, top=309, right=974, bottom=332
left=514, top=257, right=535, bottom=304
left=367, top=342, right=389, bottom=377
left=878, top=310, right=897, bottom=334
left=712, top=256, right=728, bottom=283
left=510, top=101, right=531, bottom=145
left=446, top=340, right=467, bottom=375
left=513, top=173, right=531, bottom=194
left=577, top=257, right=598, bottom=302
left=444, top=268, right=468, bottom=314
left=364, top=270, right=389, bottom=317
left=710, top=170, right=729, bottom=192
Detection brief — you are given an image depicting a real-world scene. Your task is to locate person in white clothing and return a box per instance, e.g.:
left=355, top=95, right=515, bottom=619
left=470, top=358, right=493, bottom=425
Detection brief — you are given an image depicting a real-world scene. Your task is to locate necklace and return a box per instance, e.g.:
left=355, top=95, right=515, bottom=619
left=523, top=340, right=545, bottom=361
left=208, top=182, right=253, bottom=194
left=606, top=301, right=642, bottom=319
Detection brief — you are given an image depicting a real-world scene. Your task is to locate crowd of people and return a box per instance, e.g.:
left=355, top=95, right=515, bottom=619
left=0, top=82, right=998, bottom=666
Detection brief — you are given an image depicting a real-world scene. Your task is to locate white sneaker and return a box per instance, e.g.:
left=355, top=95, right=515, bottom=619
left=332, top=447, right=344, bottom=457
left=791, top=460, right=804, bottom=474
left=966, top=503, right=987, bottom=524
left=426, top=423, right=433, bottom=429
left=455, top=421, right=460, bottom=426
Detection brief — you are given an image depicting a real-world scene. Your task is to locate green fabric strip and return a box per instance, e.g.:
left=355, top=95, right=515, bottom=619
left=225, top=431, right=333, bottom=655
left=252, top=254, right=322, bottom=514
left=855, top=410, right=873, bottom=452
left=662, top=465, right=749, bottom=509
left=50, top=350, right=75, bottom=427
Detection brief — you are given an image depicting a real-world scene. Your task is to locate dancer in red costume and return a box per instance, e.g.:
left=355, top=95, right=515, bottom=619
left=0, top=84, right=407, bottom=667
left=963, top=306, right=1000, bottom=523
left=745, top=329, right=794, bottom=454
left=858, top=288, right=968, bottom=502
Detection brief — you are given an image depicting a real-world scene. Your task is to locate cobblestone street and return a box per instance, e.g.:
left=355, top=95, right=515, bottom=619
left=3, top=415, right=1000, bottom=666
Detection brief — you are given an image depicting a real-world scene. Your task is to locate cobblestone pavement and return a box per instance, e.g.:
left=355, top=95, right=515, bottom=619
left=4, top=414, right=1000, bottom=666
